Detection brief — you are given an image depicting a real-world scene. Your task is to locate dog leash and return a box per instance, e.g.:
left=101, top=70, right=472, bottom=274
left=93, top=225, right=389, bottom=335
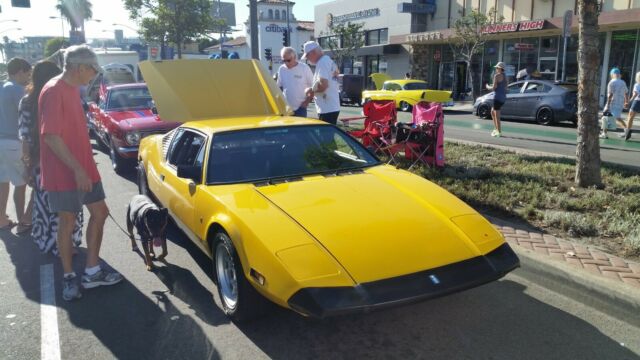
left=108, top=212, right=136, bottom=239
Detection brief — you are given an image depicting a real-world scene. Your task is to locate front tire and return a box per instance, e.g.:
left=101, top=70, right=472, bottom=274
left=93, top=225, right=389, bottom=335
left=109, top=140, right=132, bottom=174
left=213, top=232, right=266, bottom=322
left=477, top=104, right=491, bottom=119
left=536, top=107, right=555, bottom=125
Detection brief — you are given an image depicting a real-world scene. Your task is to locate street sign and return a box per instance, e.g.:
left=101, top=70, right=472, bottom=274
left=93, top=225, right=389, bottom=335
left=563, top=10, right=573, bottom=38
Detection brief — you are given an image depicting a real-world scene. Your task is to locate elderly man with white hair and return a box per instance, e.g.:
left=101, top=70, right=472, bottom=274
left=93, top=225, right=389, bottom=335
left=277, top=47, right=314, bottom=117
left=39, top=45, right=122, bottom=301
left=301, top=41, right=341, bottom=124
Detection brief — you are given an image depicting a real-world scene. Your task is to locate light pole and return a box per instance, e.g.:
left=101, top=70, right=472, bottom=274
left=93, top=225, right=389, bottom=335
left=49, top=15, right=65, bottom=41
left=0, top=27, right=22, bottom=35
left=285, top=0, right=290, bottom=46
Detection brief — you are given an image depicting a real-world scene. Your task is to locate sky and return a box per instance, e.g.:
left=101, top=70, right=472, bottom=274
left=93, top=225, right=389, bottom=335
left=0, top=0, right=330, bottom=41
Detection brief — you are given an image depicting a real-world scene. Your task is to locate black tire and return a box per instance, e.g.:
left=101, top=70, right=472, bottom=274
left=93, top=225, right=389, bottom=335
left=213, top=232, right=267, bottom=323
left=109, top=140, right=132, bottom=174
left=400, top=101, right=412, bottom=112
left=477, top=104, right=491, bottom=119
left=137, top=162, right=149, bottom=196
left=536, top=107, right=555, bottom=126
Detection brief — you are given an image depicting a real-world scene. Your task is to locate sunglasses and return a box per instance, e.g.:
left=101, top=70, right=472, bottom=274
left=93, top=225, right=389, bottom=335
left=283, top=59, right=293, bottom=63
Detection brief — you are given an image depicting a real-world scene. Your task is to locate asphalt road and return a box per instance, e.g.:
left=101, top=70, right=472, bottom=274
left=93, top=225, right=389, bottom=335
left=1, top=138, right=640, bottom=360
left=327, top=105, right=640, bottom=169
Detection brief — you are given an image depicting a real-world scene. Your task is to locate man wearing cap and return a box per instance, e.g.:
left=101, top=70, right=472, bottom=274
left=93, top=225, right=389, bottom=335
left=301, top=41, right=341, bottom=124
left=0, top=57, right=32, bottom=232
left=39, top=45, right=122, bottom=301
left=601, top=67, right=628, bottom=139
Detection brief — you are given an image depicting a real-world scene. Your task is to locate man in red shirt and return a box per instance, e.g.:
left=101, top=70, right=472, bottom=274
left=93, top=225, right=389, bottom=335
left=39, top=45, right=122, bottom=301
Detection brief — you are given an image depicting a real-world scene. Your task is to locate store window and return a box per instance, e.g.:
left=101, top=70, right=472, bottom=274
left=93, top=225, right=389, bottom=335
left=609, top=29, right=639, bottom=87
left=503, top=39, right=520, bottom=83
left=558, top=33, right=605, bottom=83
left=481, top=40, right=499, bottom=93
left=366, top=29, right=388, bottom=46
left=282, top=10, right=287, bottom=21
left=275, top=10, right=280, bottom=20
left=268, top=9, right=273, bottom=19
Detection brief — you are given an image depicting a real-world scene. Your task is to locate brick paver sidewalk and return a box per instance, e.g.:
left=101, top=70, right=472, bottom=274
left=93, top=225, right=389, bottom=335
left=495, top=225, right=640, bottom=289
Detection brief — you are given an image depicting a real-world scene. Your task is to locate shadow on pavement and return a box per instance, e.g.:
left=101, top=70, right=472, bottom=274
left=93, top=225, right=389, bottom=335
left=0, top=229, right=222, bottom=360
left=235, top=279, right=636, bottom=359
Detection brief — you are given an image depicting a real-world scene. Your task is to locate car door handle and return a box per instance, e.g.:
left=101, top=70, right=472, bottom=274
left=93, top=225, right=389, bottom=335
left=160, top=174, right=165, bottom=181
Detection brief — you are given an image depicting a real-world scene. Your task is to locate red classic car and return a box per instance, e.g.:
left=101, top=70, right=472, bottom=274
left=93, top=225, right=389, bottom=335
left=88, top=83, right=180, bottom=172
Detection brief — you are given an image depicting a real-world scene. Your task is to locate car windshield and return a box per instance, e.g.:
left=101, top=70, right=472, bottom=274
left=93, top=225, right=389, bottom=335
left=207, top=125, right=379, bottom=184
left=403, top=82, right=428, bottom=90
left=103, top=69, right=135, bottom=86
left=106, top=87, right=153, bottom=111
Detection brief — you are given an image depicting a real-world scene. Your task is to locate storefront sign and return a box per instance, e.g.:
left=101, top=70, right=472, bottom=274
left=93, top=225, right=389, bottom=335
left=265, top=24, right=292, bottom=33
left=328, top=8, right=380, bottom=26
left=397, top=1, right=436, bottom=15
left=406, top=31, right=443, bottom=43
left=481, top=20, right=545, bottom=34
left=514, top=43, right=535, bottom=51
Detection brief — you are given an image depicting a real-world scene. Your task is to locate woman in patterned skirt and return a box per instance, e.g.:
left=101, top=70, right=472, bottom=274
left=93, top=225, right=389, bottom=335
left=18, top=60, right=83, bottom=255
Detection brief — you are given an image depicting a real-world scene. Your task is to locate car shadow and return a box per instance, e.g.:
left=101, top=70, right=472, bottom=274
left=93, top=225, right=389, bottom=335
left=235, top=278, right=637, bottom=359
left=0, top=230, right=221, bottom=360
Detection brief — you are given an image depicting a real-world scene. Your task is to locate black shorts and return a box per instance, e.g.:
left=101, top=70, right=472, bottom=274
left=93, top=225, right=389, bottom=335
left=631, top=100, right=640, bottom=113
left=493, top=100, right=505, bottom=110
left=318, top=111, right=340, bottom=125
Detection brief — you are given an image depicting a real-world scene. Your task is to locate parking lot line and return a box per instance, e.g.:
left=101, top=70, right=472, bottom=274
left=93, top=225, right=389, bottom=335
left=40, top=264, right=61, bottom=360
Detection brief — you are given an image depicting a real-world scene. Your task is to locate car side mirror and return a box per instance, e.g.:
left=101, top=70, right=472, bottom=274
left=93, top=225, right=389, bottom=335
left=151, top=107, right=158, bottom=115
left=177, top=165, right=202, bottom=183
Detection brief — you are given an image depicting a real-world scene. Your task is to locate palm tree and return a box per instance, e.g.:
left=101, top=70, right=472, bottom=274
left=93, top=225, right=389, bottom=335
left=55, top=0, right=93, bottom=38
left=575, top=0, right=602, bottom=187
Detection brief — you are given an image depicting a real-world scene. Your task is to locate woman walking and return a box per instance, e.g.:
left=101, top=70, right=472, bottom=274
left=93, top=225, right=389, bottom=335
left=487, top=62, right=507, bottom=137
left=622, top=71, right=640, bottom=141
left=18, top=61, right=83, bottom=255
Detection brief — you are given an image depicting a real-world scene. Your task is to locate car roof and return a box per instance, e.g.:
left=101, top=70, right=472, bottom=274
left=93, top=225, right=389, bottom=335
left=107, top=83, right=147, bottom=91
left=181, top=116, right=328, bottom=135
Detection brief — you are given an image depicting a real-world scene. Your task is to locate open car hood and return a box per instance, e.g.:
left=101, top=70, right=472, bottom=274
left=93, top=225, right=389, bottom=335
left=139, top=59, right=290, bottom=122
left=369, top=73, right=391, bottom=90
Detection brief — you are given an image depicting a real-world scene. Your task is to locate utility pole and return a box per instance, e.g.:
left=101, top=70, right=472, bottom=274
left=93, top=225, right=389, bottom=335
left=250, top=0, right=259, bottom=59
left=285, top=0, right=290, bottom=46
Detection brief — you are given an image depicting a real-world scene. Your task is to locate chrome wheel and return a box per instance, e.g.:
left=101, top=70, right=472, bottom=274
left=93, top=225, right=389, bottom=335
left=400, top=101, right=412, bottom=112
left=216, top=242, right=238, bottom=310
left=536, top=107, right=554, bottom=125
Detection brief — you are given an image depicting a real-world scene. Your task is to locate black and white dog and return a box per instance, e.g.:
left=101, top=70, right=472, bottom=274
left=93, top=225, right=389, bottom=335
left=126, top=195, right=169, bottom=271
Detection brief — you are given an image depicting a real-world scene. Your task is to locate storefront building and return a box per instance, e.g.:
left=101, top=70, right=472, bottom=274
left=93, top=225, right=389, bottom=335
left=389, top=0, right=640, bottom=104
left=314, top=0, right=415, bottom=88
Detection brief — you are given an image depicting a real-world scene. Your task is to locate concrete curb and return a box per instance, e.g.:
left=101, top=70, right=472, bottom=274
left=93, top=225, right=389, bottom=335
left=512, top=245, right=640, bottom=328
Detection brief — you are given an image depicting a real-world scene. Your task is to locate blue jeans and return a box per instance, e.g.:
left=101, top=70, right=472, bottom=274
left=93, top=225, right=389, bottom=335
left=293, top=106, right=307, bottom=117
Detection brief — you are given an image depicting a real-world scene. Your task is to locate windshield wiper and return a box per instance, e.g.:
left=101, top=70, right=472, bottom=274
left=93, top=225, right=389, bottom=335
left=322, top=167, right=366, bottom=177
left=253, top=175, right=304, bottom=187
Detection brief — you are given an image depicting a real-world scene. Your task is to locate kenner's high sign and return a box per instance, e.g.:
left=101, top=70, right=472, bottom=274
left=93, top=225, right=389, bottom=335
left=481, top=20, right=545, bottom=34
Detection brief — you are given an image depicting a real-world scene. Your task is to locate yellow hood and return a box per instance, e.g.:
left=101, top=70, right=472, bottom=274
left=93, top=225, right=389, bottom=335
left=255, top=170, right=497, bottom=283
left=369, top=73, right=390, bottom=90
left=139, top=59, right=290, bottom=122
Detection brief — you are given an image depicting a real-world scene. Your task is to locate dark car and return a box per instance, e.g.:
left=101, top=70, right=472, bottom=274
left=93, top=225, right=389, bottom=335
left=87, top=83, right=180, bottom=173
left=473, top=80, right=577, bottom=125
left=338, top=74, right=364, bottom=106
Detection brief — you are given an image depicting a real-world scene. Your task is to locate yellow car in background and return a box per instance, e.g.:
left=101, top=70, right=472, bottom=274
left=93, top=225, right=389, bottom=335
left=137, top=59, right=519, bottom=322
left=362, top=73, right=453, bottom=111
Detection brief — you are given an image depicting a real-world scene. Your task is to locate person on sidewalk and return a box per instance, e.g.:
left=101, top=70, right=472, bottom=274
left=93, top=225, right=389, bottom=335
left=19, top=60, right=84, bottom=255
left=621, top=71, right=640, bottom=141
left=277, top=47, right=313, bottom=118
left=0, top=57, right=32, bottom=233
left=601, top=67, right=628, bottom=139
left=39, top=45, right=122, bottom=301
left=301, top=41, right=341, bottom=125
left=487, top=62, right=507, bottom=137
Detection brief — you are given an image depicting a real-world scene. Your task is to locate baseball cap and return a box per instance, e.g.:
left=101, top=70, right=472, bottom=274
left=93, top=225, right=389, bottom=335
left=494, top=62, right=506, bottom=69
left=64, top=45, right=102, bottom=73
left=301, top=41, right=320, bottom=60
left=610, top=67, right=621, bottom=76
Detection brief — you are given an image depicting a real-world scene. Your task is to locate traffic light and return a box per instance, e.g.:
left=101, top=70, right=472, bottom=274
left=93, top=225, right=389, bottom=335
left=282, top=30, right=288, bottom=46
left=11, top=0, right=30, bottom=7
left=264, top=48, right=272, bottom=61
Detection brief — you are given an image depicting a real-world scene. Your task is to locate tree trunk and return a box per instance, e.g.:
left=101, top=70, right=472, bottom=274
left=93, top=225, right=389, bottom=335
left=575, top=0, right=602, bottom=187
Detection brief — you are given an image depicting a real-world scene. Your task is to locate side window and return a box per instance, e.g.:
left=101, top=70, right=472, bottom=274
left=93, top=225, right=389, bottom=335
left=384, top=83, right=401, bottom=91
left=166, top=128, right=184, bottom=163
left=168, top=130, right=206, bottom=167
left=507, top=83, right=524, bottom=94
left=524, top=82, right=551, bottom=94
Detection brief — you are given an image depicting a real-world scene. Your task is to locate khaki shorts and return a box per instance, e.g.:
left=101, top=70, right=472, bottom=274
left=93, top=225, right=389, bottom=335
left=48, top=181, right=106, bottom=213
left=0, top=140, right=26, bottom=186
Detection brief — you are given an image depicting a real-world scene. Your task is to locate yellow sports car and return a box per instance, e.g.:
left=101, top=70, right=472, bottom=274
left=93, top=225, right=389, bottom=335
left=137, top=60, right=519, bottom=321
left=362, top=74, right=453, bottom=111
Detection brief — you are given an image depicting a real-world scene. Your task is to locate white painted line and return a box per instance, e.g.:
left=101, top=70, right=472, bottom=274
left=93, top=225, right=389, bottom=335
left=40, top=264, right=61, bottom=360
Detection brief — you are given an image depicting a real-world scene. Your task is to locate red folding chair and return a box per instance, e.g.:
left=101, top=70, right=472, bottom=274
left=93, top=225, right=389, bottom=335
left=401, top=102, right=445, bottom=169
left=340, top=100, right=397, bottom=152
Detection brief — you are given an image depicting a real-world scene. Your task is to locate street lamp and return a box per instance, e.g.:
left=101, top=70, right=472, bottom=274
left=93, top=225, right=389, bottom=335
left=112, top=23, right=138, bottom=32
left=0, top=27, right=22, bottom=35
left=49, top=15, right=65, bottom=41
left=0, top=20, right=18, bottom=24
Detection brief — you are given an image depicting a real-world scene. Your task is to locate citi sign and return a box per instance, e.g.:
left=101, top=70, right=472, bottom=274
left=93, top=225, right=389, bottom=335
left=266, top=24, right=292, bottom=33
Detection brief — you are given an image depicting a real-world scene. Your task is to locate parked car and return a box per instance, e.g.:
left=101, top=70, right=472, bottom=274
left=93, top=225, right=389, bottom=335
left=362, top=74, right=453, bottom=112
left=87, top=83, right=180, bottom=172
left=85, top=63, right=137, bottom=104
left=136, top=59, right=519, bottom=322
left=473, top=80, right=577, bottom=125
left=338, top=74, right=364, bottom=106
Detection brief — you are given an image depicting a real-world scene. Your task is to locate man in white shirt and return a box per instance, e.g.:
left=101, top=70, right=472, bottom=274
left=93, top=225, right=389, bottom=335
left=301, top=41, right=341, bottom=124
left=277, top=47, right=314, bottom=117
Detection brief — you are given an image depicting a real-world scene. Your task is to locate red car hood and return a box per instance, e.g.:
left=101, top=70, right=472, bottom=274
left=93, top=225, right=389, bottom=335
left=107, top=109, right=181, bottom=132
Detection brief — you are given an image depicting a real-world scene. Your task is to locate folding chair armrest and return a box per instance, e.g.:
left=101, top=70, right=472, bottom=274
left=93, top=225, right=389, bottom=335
left=340, top=116, right=367, bottom=124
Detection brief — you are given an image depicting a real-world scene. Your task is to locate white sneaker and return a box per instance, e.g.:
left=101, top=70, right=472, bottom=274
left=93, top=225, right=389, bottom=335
left=599, top=132, right=608, bottom=139
left=490, top=130, right=498, bottom=137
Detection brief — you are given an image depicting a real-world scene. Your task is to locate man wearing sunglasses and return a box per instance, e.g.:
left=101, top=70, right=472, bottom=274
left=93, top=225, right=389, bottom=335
left=277, top=47, right=313, bottom=117
left=39, top=45, right=122, bottom=301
